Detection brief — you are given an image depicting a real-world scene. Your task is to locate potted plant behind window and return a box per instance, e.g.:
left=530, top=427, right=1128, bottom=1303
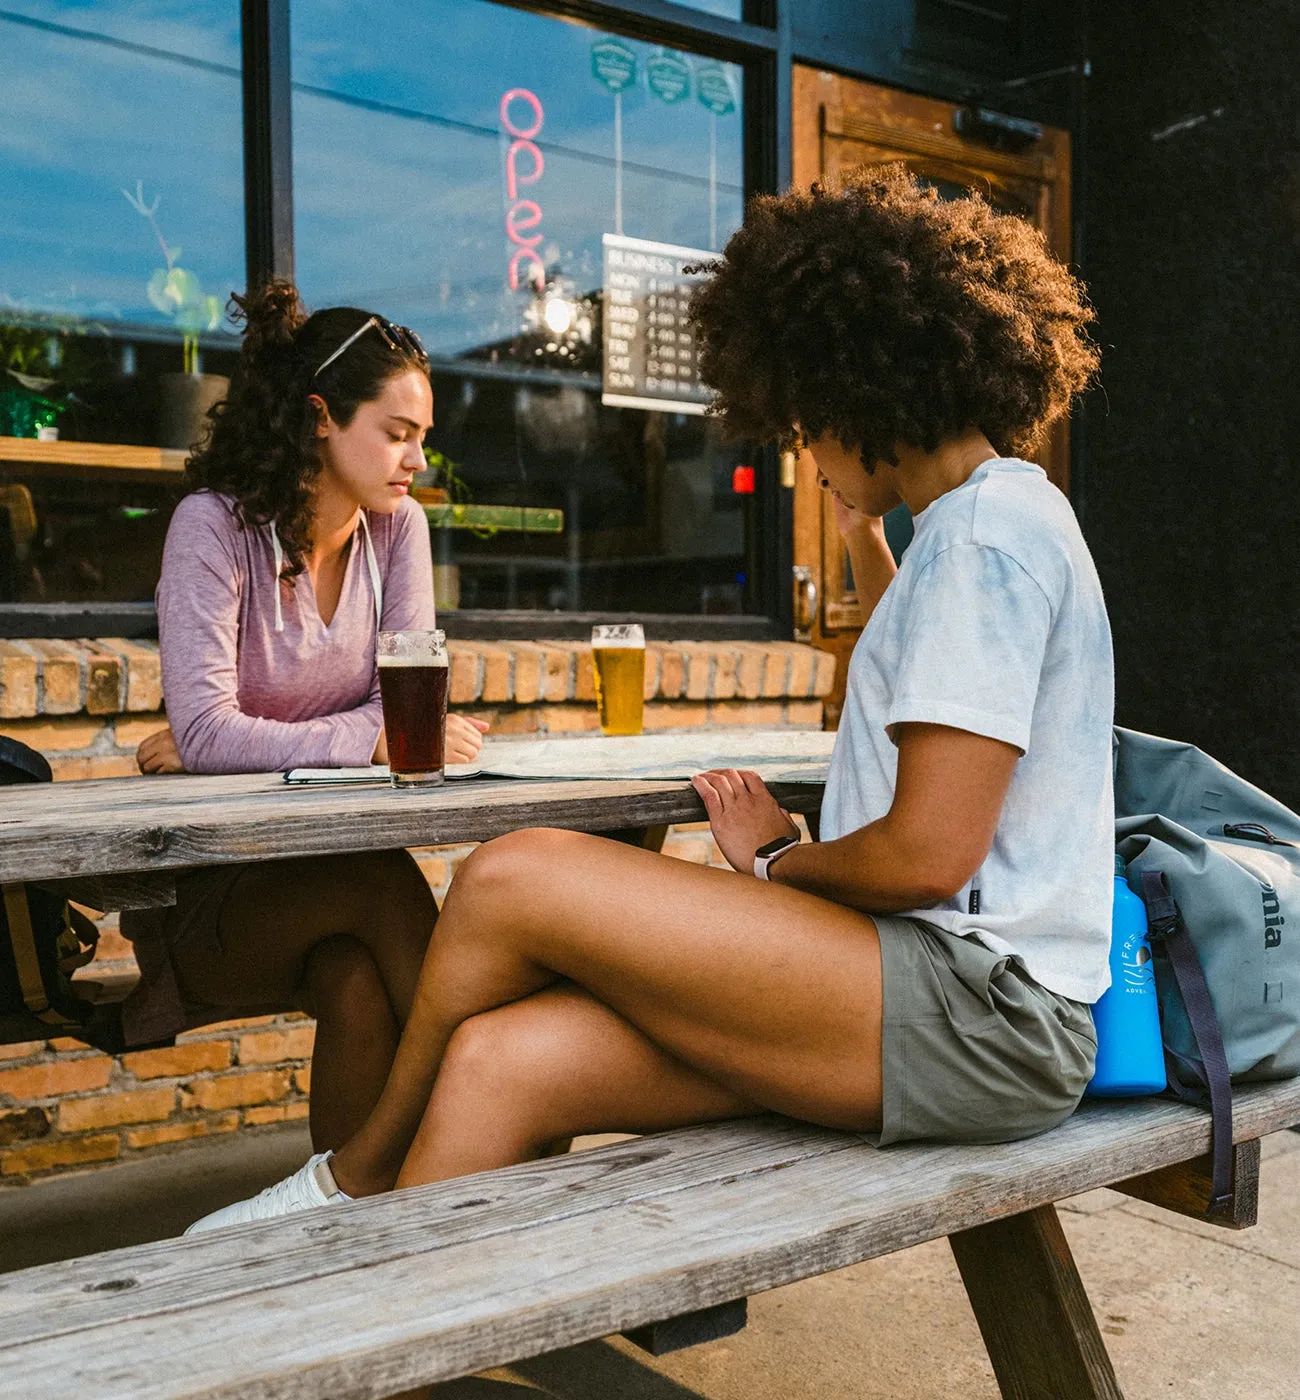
left=122, top=182, right=228, bottom=450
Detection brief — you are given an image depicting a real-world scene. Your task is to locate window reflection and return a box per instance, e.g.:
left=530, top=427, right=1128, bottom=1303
left=293, top=0, right=752, bottom=616
left=0, top=2, right=243, bottom=604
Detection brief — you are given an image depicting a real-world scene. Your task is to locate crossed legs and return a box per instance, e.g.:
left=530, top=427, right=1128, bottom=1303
left=328, top=828, right=884, bottom=1197
left=174, top=849, right=436, bottom=1150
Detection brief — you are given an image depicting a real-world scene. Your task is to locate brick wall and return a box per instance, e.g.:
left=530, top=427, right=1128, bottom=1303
left=0, top=635, right=834, bottom=1183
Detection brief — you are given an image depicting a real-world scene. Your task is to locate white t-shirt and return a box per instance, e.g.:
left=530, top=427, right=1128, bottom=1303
left=820, top=458, right=1115, bottom=1003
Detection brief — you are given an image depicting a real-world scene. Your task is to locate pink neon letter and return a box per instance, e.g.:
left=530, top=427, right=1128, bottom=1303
left=506, top=139, right=544, bottom=201
left=506, top=200, right=543, bottom=247
left=499, top=88, right=543, bottom=140
left=508, top=247, right=546, bottom=292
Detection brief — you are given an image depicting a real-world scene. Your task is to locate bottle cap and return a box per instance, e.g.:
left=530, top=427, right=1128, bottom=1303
left=1115, top=853, right=1127, bottom=876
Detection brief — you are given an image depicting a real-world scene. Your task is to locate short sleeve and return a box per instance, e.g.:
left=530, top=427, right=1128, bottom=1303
left=886, top=543, right=1053, bottom=754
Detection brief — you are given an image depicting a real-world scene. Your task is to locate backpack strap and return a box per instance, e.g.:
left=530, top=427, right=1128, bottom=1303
left=2, top=883, right=69, bottom=1026
left=1139, top=870, right=1236, bottom=1216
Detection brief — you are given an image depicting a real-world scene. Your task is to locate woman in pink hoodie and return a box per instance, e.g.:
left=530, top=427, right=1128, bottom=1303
left=125, top=282, right=486, bottom=1153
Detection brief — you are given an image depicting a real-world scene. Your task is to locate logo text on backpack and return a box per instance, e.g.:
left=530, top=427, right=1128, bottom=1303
left=1262, top=886, right=1284, bottom=948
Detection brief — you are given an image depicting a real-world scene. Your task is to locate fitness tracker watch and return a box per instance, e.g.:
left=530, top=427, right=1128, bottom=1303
left=753, top=835, right=800, bottom=881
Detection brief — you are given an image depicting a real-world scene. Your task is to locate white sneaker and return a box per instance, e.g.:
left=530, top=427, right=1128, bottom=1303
left=184, top=1152, right=348, bottom=1235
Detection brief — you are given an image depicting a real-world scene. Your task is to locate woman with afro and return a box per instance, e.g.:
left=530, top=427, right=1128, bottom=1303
left=190, top=166, right=1114, bottom=1237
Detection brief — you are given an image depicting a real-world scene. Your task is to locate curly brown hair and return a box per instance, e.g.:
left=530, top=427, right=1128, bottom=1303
left=689, top=164, right=1098, bottom=467
left=186, top=281, right=428, bottom=578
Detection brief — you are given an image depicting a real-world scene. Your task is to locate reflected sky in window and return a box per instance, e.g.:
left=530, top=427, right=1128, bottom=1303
left=0, top=2, right=244, bottom=335
left=291, top=0, right=744, bottom=361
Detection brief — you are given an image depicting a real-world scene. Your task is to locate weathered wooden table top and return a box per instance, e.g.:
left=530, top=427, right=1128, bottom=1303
left=0, top=771, right=825, bottom=885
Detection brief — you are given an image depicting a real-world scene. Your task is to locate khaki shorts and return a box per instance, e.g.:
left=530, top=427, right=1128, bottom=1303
left=873, top=916, right=1097, bottom=1147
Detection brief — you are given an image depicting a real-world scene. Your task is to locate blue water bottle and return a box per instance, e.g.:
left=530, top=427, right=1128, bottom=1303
left=1086, top=855, right=1167, bottom=1097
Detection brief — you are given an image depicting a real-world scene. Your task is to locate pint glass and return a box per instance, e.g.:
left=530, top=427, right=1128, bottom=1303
left=377, top=630, right=449, bottom=787
left=591, top=624, right=645, bottom=736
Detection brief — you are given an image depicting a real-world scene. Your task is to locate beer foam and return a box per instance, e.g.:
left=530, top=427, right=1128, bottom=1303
left=591, top=636, right=644, bottom=649
left=378, top=654, right=449, bottom=667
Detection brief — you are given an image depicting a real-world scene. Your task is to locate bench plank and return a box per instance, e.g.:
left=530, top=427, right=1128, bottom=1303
left=951, top=1204, right=1124, bottom=1400
left=1, top=1084, right=1296, bottom=1400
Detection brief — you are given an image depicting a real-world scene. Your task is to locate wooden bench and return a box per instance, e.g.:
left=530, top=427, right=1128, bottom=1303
left=2, top=1079, right=1296, bottom=1399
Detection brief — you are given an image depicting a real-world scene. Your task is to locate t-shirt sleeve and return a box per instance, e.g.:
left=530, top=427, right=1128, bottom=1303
left=886, top=543, right=1053, bottom=754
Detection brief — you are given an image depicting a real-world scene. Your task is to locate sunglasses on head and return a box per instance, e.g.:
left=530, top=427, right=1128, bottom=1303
left=313, top=315, right=427, bottom=379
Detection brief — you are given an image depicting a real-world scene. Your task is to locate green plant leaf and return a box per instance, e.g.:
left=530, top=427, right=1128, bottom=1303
left=146, top=268, right=174, bottom=314
left=167, top=268, right=200, bottom=306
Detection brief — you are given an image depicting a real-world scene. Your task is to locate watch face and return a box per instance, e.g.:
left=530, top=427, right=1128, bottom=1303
left=756, top=837, right=796, bottom=859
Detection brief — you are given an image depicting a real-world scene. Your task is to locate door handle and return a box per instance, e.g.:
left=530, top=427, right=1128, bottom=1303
left=792, top=565, right=818, bottom=640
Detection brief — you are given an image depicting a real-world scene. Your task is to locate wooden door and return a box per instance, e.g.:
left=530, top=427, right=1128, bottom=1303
left=790, top=69, right=1073, bottom=726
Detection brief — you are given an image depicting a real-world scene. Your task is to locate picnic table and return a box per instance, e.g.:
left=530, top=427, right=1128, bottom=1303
left=3, top=759, right=1299, bottom=1399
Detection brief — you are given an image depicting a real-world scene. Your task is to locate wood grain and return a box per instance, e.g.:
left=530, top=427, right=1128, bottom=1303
left=0, top=437, right=187, bottom=477
left=1114, top=1138, right=1260, bottom=1229
left=0, top=775, right=825, bottom=885
left=0, top=1084, right=1296, bottom=1399
left=950, top=1205, right=1123, bottom=1400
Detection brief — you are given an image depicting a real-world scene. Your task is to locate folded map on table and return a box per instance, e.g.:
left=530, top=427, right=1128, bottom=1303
left=477, top=729, right=835, bottom=783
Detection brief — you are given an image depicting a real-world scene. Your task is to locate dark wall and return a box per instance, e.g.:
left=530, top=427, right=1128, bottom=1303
left=1078, top=2, right=1300, bottom=805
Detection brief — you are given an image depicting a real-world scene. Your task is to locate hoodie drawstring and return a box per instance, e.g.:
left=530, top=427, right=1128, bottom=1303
left=270, top=515, right=382, bottom=635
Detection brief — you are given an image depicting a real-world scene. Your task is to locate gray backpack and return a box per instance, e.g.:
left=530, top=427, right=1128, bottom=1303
left=1112, top=726, right=1299, bottom=1212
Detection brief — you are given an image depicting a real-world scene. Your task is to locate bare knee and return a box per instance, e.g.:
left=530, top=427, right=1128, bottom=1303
left=449, top=828, right=583, bottom=908
left=433, top=1008, right=560, bottom=1144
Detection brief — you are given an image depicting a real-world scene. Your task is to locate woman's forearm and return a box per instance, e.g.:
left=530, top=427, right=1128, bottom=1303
left=770, top=819, right=964, bottom=914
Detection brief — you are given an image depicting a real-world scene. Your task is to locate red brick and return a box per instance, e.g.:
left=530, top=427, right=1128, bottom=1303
left=733, top=645, right=767, bottom=700
left=93, top=927, right=135, bottom=962
left=447, top=642, right=481, bottom=704
left=643, top=701, right=709, bottom=730
left=86, top=755, right=140, bottom=780
left=84, top=647, right=125, bottom=715
left=785, top=700, right=825, bottom=727
left=708, top=701, right=785, bottom=728
left=677, top=643, right=712, bottom=700
left=125, top=1113, right=239, bottom=1149
left=477, top=643, right=513, bottom=704
left=0, top=1107, right=50, bottom=1145
left=2, top=1134, right=119, bottom=1177
left=509, top=645, right=545, bottom=705
left=536, top=645, right=573, bottom=702
left=572, top=648, right=597, bottom=704
left=243, top=1105, right=291, bottom=1126
left=181, top=1070, right=290, bottom=1112
left=180, top=1015, right=275, bottom=1037
left=709, top=647, right=740, bottom=701
left=112, top=713, right=169, bottom=748
left=655, top=646, right=685, bottom=699
left=0, top=1058, right=111, bottom=1101
left=98, top=638, right=162, bottom=711
left=121, top=1042, right=232, bottom=1080
left=641, top=647, right=661, bottom=698
left=784, top=646, right=816, bottom=698
left=0, top=1041, right=45, bottom=1062
left=1, top=715, right=103, bottom=752
left=58, top=1086, right=176, bottom=1132
left=811, top=648, right=838, bottom=697
left=293, top=1066, right=312, bottom=1094
left=0, top=642, right=38, bottom=719
left=26, top=640, right=82, bottom=714
left=491, top=708, right=542, bottom=735
left=238, top=1027, right=316, bottom=1065
left=47, top=1036, right=93, bottom=1053
left=537, top=705, right=600, bottom=734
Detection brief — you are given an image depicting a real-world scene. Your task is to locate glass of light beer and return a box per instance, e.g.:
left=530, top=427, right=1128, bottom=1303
left=377, top=629, right=449, bottom=787
left=591, top=623, right=646, bottom=736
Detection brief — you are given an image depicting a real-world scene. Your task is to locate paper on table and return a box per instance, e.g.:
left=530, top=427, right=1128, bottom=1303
left=476, top=729, right=835, bottom=783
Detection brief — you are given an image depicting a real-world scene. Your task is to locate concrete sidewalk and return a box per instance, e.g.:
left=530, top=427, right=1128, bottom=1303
left=2, top=1126, right=1297, bottom=1398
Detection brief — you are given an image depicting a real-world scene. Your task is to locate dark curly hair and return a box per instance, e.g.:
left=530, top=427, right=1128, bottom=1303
left=689, top=164, right=1099, bottom=468
left=186, top=281, right=429, bottom=577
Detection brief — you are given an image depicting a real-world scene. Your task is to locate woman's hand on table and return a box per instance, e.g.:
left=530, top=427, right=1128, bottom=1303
left=691, top=768, right=799, bottom=875
left=446, top=713, right=490, bottom=766
left=137, top=725, right=186, bottom=774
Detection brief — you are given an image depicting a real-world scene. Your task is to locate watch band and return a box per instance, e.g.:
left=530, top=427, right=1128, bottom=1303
left=753, top=837, right=800, bottom=881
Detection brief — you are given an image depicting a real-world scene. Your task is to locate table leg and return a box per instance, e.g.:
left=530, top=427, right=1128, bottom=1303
left=949, top=1203, right=1124, bottom=1400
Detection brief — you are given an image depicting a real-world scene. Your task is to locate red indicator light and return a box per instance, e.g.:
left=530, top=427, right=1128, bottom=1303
left=732, top=465, right=756, bottom=494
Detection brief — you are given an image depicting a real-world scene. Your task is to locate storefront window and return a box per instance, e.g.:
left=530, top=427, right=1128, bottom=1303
left=0, top=2, right=243, bottom=603
left=292, top=0, right=754, bottom=617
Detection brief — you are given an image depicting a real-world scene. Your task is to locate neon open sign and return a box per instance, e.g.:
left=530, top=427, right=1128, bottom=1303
left=500, top=88, right=546, bottom=292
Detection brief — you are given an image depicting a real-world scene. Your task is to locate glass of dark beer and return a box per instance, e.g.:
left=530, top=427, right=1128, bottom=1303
left=377, top=629, right=449, bottom=787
